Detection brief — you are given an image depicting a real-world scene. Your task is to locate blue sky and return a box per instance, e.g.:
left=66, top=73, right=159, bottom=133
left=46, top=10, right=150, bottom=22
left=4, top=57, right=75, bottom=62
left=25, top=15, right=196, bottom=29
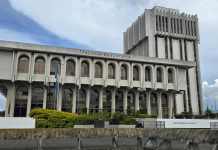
left=0, top=0, right=217, bottom=111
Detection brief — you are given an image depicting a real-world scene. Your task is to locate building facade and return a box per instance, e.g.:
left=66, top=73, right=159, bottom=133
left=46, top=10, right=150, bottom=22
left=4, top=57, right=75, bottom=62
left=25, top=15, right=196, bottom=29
left=0, top=6, right=202, bottom=118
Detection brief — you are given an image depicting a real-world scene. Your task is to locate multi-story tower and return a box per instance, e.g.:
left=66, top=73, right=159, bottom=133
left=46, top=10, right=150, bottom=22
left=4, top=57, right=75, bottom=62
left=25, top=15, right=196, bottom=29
left=123, top=6, right=202, bottom=114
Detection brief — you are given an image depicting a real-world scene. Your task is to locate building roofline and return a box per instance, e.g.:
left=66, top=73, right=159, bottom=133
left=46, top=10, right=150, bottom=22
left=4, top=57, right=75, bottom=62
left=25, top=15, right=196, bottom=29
left=0, top=40, right=195, bottom=68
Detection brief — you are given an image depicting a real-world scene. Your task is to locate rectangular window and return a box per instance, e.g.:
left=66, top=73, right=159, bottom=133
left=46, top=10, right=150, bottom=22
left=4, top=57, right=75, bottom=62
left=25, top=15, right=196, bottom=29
left=159, top=16, right=162, bottom=32
left=165, top=17, right=168, bottom=32
left=165, top=37, right=168, bottom=59
left=156, top=16, right=159, bottom=31
left=155, top=36, right=158, bottom=57
left=180, top=19, right=183, bottom=34
left=179, top=40, right=183, bottom=60
left=170, top=38, right=173, bottom=59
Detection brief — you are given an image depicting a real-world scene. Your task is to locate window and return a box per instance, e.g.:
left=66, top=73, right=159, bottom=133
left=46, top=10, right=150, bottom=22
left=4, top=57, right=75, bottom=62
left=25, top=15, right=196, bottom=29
left=31, top=86, right=43, bottom=109
left=108, top=63, right=115, bottom=79
left=0, top=85, right=7, bottom=97
left=145, top=66, right=152, bottom=82
left=168, top=68, right=174, bottom=83
left=151, top=93, right=158, bottom=116
left=18, top=55, right=29, bottom=73
left=162, top=94, right=169, bottom=118
left=133, top=65, right=140, bottom=81
left=95, top=62, right=103, bottom=78
left=62, top=87, right=73, bottom=112
left=34, top=57, right=45, bottom=74
left=66, top=59, right=75, bottom=76
left=50, top=58, right=61, bottom=75
left=81, top=61, right=89, bottom=77
left=156, top=67, right=163, bottom=82
left=46, top=86, right=57, bottom=110
left=120, top=64, right=128, bottom=80
left=14, top=86, right=28, bottom=117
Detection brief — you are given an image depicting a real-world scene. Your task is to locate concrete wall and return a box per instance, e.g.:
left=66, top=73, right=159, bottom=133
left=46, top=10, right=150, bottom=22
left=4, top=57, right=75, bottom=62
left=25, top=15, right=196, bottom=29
left=0, top=128, right=216, bottom=142
left=0, top=51, right=13, bottom=80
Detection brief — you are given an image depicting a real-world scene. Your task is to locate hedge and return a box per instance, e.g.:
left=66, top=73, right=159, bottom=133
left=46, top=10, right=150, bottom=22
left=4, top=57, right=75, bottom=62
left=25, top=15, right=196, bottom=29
left=30, top=109, right=144, bottom=128
left=30, top=109, right=112, bottom=128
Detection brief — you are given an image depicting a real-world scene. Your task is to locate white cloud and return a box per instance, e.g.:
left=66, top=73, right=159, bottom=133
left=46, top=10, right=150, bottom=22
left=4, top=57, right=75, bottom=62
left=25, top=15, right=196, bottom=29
left=9, top=0, right=147, bottom=52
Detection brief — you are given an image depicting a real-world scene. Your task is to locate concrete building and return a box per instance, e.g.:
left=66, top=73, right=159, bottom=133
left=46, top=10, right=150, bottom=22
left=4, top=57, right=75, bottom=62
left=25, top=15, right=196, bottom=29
left=0, top=6, right=203, bottom=118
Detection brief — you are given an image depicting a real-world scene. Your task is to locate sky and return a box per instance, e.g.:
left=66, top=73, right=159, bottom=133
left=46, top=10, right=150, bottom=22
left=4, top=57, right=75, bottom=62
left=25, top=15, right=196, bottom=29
left=0, top=0, right=217, bottom=111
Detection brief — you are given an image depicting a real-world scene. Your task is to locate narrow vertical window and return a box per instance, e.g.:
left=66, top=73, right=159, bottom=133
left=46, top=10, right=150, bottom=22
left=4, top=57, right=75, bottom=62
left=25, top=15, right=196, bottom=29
left=108, top=63, right=115, bottom=79
left=18, top=56, right=29, bottom=73
left=81, top=61, right=89, bottom=77
left=121, top=64, right=128, bottom=80
left=133, top=65, right=140, bottom=81
left=66, top=59, right=75, bottom=76
left=156, top=67, right=163, bottom=82
left=145, top=66, right=152, bottom=82
left=34, top=57, right=45, bottom=74
left=168, top=68, right=175, bottom=83
left=50, top=58, right=61, bottom=75
left=95, top=62, right=103, bottom=78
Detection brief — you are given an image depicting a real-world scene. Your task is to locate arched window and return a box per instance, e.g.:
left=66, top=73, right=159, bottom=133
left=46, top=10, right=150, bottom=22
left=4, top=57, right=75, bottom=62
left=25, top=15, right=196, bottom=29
left=120, top=64, right=128, bottom=80
left=95, top=62, right=103, bottom=78
left=34, top=57, right=45, bottom=74
left=108, top=63, right=115, bottom=79
left=50, top=58, right=61, bottom=75
left=133, top=65, right=140, bottom=81
left=31, top=86, right=43, bottom=109
left=14, top=86, right=28, bottom=117
left=18, top=55, right=29, bottom=73
left=81, top=61, right=89, bottom=77
left=168, top=68, right=175, bottom=83
left=66, top=59, right=75, bottom=76
left=156, top=67, right=163, bottom=82
left=145, top=66, right=152, bottom=82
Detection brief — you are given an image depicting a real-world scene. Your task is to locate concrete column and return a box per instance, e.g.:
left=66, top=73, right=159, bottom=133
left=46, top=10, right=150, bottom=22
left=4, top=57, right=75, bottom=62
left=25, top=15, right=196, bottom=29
left=168, top=93, right=174, bottom=118
left=157, top=92, right=162, bottom=118
left=99, top=87, right=103, bottom=112
left=57, top=85, right=62, bottom=111
left=72, top=87, right=77, bottom=113
left=26, top=84, right=32, bottom=117
left=43, top=86, right=47, bottom=109
left=123, top=89, right=128, bottom=114
left=135, top=90, right=140, bottom=112
left=146, top=91, right=151, bottom=115
left=111, top=88, right=116, bottom=113
left=9, top=84, right=15, bottom=117
left=86, top=87, right=90, bottom=114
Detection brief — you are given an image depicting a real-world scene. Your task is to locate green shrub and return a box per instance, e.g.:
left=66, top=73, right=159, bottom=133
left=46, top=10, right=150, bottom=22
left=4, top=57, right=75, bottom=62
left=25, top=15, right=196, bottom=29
left=120, top=117, right=137, bottom=125
left=30, top=109, right=138, bottom=127
left=109, top=112, right=136, bottom=125
left=30, top=109, right=78, bottom=128
left=30, top=109, right=112, bottom=128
